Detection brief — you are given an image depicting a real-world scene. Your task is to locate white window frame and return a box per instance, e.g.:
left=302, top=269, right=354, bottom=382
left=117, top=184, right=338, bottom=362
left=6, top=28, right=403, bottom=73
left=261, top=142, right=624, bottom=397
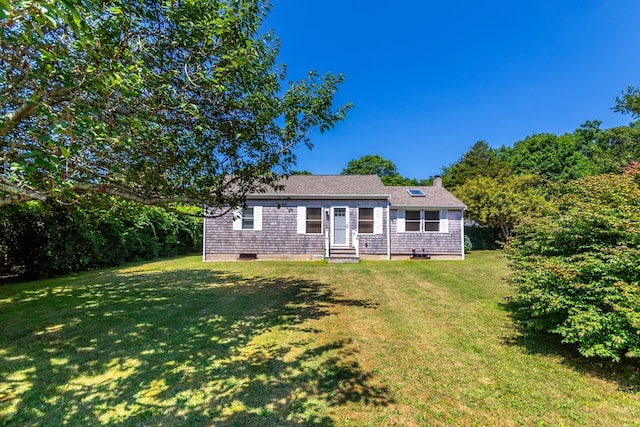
left=358, top=207, right=375, bottom=234
left=297, top=206, right=323, bottom=234
left=357, top=206, right=384, bottom=235
left=397, top=209, right=448, bottom=233
left=232, top=206, right=262, bottom=231
left=404, top=210, right=422, bottom=232
left=306, top=207, right=323, bottom=234
left=424, top=210, right=440, bottom=232
left=242, top=207, right=255, bottom=230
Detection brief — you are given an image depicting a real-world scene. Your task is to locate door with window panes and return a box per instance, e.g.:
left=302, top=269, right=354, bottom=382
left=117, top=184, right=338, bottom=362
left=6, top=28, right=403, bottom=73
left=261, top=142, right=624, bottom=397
left=332, top=207, right=348, bottom=246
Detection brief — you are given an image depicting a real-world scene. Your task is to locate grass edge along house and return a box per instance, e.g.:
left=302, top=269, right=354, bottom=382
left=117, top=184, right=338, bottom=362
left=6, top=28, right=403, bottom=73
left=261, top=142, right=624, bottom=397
left=203, top=175, right=466, bottom=262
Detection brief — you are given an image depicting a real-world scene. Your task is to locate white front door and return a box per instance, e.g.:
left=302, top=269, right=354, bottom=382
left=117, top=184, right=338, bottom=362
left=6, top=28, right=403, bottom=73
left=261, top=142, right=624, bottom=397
left=332, top=207, right=349, bottom=246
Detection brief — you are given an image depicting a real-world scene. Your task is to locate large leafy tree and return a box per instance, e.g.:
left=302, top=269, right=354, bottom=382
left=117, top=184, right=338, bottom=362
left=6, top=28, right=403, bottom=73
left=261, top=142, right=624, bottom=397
left=442, top=141, right=509, bottom=190
left=614, top=85, right=640, bottom=118
left=453, top=174, right=549, bottom=243
left=499, top=133, right=597, bottom=182
left=0, top=0, right=350, bottom=210
left=341, top=154, right=399, bottom=179
left=582, top=122, right=640, bottom=174
left=340, top=154, right=428, bottom=185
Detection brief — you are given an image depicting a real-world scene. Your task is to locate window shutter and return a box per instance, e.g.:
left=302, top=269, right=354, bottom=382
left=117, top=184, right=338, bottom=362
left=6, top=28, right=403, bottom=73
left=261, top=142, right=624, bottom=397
left=397, top=210, right=405, bottom=233
left=254, top=206, right=262, bottom=231
left=297, top=206, right=306, bottom=234
left=232, top=208, right=242, bottom=231
left=374, top=207, right=383, bottom=234
left=439, top=210, right=449, bottom=233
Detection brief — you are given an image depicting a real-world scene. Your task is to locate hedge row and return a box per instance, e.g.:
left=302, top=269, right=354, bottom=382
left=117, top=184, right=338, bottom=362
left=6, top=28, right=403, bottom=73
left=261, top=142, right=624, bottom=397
left=0, top=197, right=202, bottom=280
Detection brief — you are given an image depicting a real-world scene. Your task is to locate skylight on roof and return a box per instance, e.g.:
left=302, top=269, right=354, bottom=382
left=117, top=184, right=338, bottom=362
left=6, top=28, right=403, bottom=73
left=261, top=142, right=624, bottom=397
left=407, top=189, right=425, bottom=197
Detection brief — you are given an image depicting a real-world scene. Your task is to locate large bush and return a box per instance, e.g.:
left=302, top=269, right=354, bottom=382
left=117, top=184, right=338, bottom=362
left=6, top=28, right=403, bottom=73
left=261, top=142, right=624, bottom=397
left=0, top=197, right=202, bottom=280
left=506, top=167, right=640, bottom=361
left=464, top=225, right=502, bottom=250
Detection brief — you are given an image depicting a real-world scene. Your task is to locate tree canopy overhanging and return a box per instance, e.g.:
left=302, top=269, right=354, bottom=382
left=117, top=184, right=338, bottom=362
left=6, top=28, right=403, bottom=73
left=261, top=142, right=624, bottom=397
left=0, top=0, right=350, bottom=210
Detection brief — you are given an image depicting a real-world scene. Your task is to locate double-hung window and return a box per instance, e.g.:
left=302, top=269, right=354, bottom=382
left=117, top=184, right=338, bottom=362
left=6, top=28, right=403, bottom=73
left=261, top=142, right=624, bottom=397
left=358, top=207, right=383, bottom=234
left=424, top=211, right=440, bottom=232
left=405, top=210, right=421, bottom=232
left=358, top=208, right=374, bottom=234
left=242, top=207, right=254, bottom=230
left=297, top=206, right=323, bottom=234
left=306, top=208, right=322, bottom=234
left=233, top=206, right=262, bottom=231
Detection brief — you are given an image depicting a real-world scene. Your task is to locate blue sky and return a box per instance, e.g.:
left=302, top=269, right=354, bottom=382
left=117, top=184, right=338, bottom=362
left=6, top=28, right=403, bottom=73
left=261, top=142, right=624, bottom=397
left=264, top=0, right=640, bottom=179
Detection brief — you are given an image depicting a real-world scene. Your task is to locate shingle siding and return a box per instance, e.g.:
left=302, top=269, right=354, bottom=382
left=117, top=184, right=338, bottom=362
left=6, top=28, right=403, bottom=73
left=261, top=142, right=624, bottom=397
left=205, top=203, right=464, bottom=259
left=389, top=209, right=463, bottom=256
left=349, top=205, right=388, bottom=255
left=206, top=201, right=321, bottom=257
left=205, top=199, right=389, bottom=258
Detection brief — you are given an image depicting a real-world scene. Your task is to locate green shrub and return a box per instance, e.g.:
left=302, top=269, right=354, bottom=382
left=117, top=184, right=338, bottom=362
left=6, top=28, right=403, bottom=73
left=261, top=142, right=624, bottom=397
left=506, top=169, right=640, bottom=362
left=0, top=197, right=202, bottom=280
left=463, top=235, right=473, bottom=253
left=464, top=225, right=502, bottom=250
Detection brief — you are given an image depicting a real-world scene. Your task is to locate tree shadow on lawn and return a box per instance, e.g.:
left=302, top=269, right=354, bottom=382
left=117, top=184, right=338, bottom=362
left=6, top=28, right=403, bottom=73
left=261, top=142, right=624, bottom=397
left=0, top=268, right=389, bottom=426
left=500, top=300, right=640, bottom=394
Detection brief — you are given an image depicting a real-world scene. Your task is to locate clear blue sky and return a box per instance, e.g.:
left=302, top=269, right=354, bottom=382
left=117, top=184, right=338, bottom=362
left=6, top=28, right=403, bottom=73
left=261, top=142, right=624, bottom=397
left=264, top=0, right=640, bottom=179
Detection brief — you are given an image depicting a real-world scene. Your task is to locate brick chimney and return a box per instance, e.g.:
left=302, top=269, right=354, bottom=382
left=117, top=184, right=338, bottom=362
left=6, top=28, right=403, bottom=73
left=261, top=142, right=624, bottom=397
left=433, top=176, right=442, bottom=187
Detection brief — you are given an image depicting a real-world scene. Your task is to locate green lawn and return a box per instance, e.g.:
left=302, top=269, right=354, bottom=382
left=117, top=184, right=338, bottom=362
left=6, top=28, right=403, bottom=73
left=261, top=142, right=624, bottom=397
left=1, top=252, right=638, bottom=426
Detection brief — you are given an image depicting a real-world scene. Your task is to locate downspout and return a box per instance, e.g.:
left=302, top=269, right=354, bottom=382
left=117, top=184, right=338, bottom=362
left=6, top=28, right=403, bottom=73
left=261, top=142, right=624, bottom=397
left=325, top=230, right=330, bottom=259
left=461, top=209, right=465, bottom=260
left=202, top=205, right=207, bottom=262
left=387, top=201, right=391, bottom=260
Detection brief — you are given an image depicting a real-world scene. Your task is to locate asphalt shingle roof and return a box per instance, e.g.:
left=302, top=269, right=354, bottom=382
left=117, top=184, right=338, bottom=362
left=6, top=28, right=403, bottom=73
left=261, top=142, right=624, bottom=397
left=255, top=175, right=387, bottom=196
left=386, top=186, right=466, bottom=208
left=249, top=175, right=466, bottom=209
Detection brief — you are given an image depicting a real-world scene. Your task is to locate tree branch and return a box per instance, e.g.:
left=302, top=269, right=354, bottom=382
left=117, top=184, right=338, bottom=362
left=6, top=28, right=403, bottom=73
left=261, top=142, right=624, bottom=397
left=0, top=181, right=47, bottom=207
left=1, top=86, right=75, bottom=136
left=68, top=182, right=194, bottom=205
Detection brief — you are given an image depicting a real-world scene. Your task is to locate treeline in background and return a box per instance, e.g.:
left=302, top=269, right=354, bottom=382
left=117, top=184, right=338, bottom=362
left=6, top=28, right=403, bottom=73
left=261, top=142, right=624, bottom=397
left=443, top=120, right=640, bottom=248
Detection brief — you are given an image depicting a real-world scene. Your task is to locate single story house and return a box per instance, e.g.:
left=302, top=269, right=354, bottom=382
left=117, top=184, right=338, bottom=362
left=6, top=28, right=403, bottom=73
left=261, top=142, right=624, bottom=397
left=203, top=174, right=466, bottom=261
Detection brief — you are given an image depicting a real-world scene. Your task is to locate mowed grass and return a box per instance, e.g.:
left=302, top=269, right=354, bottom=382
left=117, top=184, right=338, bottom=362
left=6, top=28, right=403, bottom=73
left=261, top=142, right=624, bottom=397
left=1, top=252, right=638, bottom=426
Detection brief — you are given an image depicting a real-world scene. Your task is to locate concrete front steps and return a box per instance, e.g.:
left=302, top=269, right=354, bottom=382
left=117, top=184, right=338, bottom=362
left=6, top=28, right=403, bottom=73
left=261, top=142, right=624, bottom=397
left=327, top=247, right=359, bottom=263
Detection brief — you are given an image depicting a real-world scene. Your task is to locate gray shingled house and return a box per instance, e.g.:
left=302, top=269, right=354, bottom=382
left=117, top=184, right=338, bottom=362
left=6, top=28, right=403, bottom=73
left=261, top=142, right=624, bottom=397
left=203, top=175, right=466, bottom=262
